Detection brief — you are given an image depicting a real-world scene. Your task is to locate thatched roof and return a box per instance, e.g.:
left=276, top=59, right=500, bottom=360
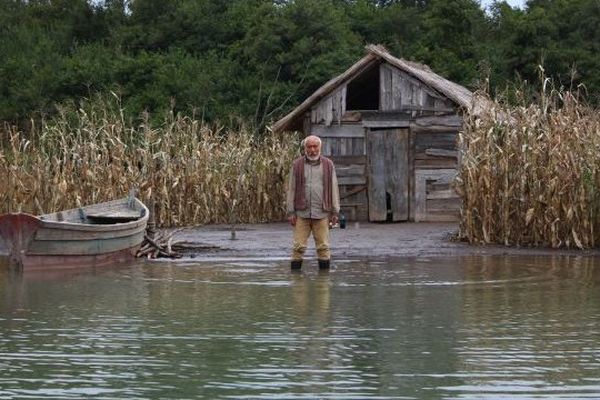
left=271, top=44, right=475, bottom=133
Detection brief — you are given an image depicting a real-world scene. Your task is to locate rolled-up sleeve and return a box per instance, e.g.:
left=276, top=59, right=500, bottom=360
left=331, top=166, right=340, bottom=215
left=286, top=167, right=296, bottom=216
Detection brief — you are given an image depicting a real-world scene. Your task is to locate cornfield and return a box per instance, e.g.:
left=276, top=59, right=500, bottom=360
left=457, top=89, right=600, bottom=248
left=0, top=100, right=299, bottom=226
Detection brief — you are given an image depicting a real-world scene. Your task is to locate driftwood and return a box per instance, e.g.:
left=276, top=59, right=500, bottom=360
left=136, top=228, right=219, bottom=259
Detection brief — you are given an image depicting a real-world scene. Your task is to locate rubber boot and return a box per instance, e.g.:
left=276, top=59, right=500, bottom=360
left=291, top=260, right=302, bottom=270
left=318, top=259, right=330, bottom=270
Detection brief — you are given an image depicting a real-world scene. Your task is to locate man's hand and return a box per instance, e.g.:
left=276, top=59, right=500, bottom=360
left=330, top=214, right=338, bottom=226
left=288, top=215, right=297, bottom=226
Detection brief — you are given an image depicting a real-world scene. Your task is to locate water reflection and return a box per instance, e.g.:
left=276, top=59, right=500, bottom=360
left=0, top=256, right=600, bottom=399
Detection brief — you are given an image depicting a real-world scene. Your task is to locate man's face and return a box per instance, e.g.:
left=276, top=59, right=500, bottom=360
left=305, top=139, right=321, bottom=160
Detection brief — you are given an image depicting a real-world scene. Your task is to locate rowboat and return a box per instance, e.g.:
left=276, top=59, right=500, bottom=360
left=0, top=197, right=149, bottom=270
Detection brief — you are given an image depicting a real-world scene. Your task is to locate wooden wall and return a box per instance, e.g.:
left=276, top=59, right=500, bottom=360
left=380, top=64, right=454, bottom=113
left=312, top=123, right=369, bottom=221
left=305, top=62, right=462, bottom=222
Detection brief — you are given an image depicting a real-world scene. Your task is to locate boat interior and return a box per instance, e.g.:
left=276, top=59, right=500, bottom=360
left=39, top=198, right=146, bottom=225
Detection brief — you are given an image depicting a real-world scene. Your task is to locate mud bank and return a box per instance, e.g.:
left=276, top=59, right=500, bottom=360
left=169, top=222, right=600, bottom=261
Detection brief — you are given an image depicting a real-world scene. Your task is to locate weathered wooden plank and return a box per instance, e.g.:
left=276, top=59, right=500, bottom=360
left=434, top=98, right=454, bottom=111
left=413, top=114, right=463, bottom=128
left=414, top=152, right=455, bottom=160
left=310, top=103, right=320, bottom=124
left=312, top=124, right=365, bottom=138
left=330, top=86, right=346, bottom=123
left=386, top=128, right=409, bottom=221
left=303, top=113, right=311, bottom=135
left=336, top=164, right=365, bottom=177
left=329, top=137, right=340, bottom=156
left=414, top=169, right=458, bottom=222
left=415, top=159, right=458, bottom=169
left=366, top=128, right=409, bottom=222
left=428, top=181, right=452, bottom=191
left=321, top=139, right=331, bottom=156
left=425, top=148, right=458, bottom=158
left=367, top=129, right=387, bottom=221
left=400, top=75, right=413, bottom=107
left=411, top=125, right=461, bottom=134
left=427, top=189, right=460, bottom=200
left=361, top=111, right=412, bottom=121
left=352, top=138, right=365, bottom=155
left=362, top=120, right=410, bottom=128
left=324, top=96, right=333, bottom=126
left=29, top=232, right=145, bottom=255
left=331, top=155, right=367, bottom=165
left=384, top=63, right=446, bottom=103
left=35, top=223, right=145, bottom=241
left=338, top=176, right=367, bottom=185
left=425, top=94, right=436, bottom=109
left=340, top=86, right=347, bottom=121
left=340, top=185, right=367, bottom=201
left=415, top=133, right=457, bottom=153
left=394, top=104, right=454, bottom=113
left=392, top=69, right=403, bottom=109
left=409, top=128, right=416, bottom=222
left=380, top=64, right=393, bottom=111
left=329, top=137, right=364, bottom=156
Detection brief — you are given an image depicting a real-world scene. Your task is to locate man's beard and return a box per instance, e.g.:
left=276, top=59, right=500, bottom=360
left=306, top=154, right=320, bottom=161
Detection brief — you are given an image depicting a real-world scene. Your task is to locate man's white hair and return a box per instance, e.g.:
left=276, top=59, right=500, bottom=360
left=303, top=135, right=322, bottom=147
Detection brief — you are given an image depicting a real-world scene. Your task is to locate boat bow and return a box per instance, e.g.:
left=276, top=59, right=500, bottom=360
left=0, top=213, right=41, bottom=269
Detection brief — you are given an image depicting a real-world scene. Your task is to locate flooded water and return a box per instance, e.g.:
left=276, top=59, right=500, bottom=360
left=1, top=255, right=600, bottom=399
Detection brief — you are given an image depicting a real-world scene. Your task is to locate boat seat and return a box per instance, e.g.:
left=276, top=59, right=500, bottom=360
left=85, top=209, right=142, bottom=224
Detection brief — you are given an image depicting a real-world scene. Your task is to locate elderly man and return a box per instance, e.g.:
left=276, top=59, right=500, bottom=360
left=286, top=135, right=340, bottom=270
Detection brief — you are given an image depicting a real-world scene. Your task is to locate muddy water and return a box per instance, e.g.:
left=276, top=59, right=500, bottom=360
left=1, top=256, right=600, bottom=399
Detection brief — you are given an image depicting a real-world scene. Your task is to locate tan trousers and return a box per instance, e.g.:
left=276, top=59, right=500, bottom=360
left=292, top=217, right=330, bottom=261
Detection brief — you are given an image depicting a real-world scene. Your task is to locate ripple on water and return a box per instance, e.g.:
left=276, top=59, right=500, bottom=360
left=1, top=256, right=600, bottom=399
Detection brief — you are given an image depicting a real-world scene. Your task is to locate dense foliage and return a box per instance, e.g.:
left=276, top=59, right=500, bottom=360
left=1, top=0, right=598, bottom=127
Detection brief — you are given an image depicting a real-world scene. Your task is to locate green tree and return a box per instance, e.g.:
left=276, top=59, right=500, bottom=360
left=501, top=0, right=600, bottom=101
left=412, top=0, right=488, bottom=86
left=231, top=0, right=362, bottom=127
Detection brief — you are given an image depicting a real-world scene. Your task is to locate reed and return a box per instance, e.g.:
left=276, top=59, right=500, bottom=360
left=457, top=88, right=600, bottom=248
left=0, top=99, right=299, bottom=226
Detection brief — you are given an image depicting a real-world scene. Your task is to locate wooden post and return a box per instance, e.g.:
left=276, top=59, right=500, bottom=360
left=146, top=198, right=156, bottom=240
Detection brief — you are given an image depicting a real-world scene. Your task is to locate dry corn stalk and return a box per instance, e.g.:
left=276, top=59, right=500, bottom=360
left=457, top=89, right=600, bottom=249
left=0, top=99, right=299, bottom=227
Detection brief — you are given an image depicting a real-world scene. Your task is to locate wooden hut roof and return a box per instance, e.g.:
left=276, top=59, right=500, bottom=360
left=271, top=44, right=475, bottom=133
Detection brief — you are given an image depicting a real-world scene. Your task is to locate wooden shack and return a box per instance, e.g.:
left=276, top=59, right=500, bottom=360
left=272, top=44, right=474, bottom=222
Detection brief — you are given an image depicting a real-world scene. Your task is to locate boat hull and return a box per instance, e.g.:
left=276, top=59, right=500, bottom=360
left=0, top=198, right=149, bottom=270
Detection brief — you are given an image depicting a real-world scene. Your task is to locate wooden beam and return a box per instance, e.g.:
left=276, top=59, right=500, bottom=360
left=311, top=124, right=365, bottom=138
left=425, top=148, right=458, bottom=158
left=362, top=120, right=410, bottom=128
left=338, top=176, right=367, bottom=185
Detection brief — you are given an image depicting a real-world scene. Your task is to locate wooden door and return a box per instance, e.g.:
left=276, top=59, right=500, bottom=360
left=367, top=128, right=409, bottom=222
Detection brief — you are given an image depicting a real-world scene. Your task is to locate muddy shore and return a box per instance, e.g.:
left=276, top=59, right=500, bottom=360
left=169, top=222, right=600, bottom=262
left=2, top=222, right=599, bottom=265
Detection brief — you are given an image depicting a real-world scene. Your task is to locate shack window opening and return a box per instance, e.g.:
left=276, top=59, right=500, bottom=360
left=346, top=63, right=379, bottom=111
